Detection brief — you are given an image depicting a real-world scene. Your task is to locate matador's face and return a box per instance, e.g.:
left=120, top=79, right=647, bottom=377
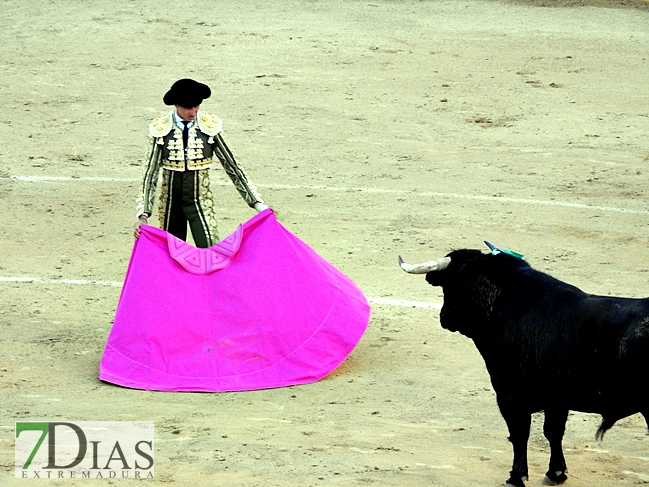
left=175, top=105, right=200, bottom=122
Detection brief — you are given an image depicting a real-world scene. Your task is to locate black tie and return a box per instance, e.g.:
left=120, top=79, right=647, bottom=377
left=182, top=123, right=189, bottom=150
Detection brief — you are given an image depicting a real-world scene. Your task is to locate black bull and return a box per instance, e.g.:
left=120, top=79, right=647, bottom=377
left=400, top=249, right=649, bottom=487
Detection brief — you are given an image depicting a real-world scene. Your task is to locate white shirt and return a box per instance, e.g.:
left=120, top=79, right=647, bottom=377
left=173, top=111, right=194, bottom=131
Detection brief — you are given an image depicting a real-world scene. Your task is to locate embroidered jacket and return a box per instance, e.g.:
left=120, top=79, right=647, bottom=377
left=136, top=111, right=264, bottom=217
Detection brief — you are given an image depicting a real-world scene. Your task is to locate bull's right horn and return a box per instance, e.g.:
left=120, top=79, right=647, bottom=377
left=398, top=255, right=451, bottom=274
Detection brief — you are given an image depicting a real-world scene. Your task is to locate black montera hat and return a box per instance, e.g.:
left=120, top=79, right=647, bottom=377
left=163, top=79, right=211, bottom=108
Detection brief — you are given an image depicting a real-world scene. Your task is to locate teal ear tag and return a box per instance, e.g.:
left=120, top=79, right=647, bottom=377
left=484, top=241, right=524, bottom=260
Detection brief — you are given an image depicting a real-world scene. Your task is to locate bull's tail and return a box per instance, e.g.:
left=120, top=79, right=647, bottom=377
left=597, top=408, right=649, bottom=440
left=595, top=417, right=617, bottom=441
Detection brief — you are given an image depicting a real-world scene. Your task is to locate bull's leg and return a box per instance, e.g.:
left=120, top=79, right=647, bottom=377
left=500, top=407, right=532, bottom=487
left=542, top=408, right=569, bottom=485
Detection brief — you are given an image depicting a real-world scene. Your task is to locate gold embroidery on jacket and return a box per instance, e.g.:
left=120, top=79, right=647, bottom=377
left=161, top=126, right=213, bottom=171
left=162, top=157, right=213, bottom=171
left=197, top=170, right=219, bottom=241
left=197, top=112, right=222, bottom=136
left=187, top=127, right=205, bottom=160
left=149, top=112, right=173, bottom=137
left=157, top=170, right=172, bottom=228
left=166, top=128, right=184, bottom=161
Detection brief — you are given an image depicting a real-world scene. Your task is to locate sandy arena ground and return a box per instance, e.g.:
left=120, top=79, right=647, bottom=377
left=1, top=0, right=649, bottom=485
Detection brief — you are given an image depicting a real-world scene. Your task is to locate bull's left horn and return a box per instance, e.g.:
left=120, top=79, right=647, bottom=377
left=398, top=255, right=451, bottom=274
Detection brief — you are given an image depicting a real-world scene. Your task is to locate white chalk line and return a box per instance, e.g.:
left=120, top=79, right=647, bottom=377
left=368, top=297, right=442, bottom=309
left=9, top=175, right=649, bottom=216
left=0, top=276, right=123, bottom=287
left=0, top=276, right=442, bottom=309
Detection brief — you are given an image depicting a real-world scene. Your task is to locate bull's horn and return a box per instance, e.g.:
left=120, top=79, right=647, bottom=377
left=398, top=255, right=451, bottom=274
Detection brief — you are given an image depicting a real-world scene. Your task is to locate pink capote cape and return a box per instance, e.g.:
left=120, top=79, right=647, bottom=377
left=99, top=210, right=370, bottom=392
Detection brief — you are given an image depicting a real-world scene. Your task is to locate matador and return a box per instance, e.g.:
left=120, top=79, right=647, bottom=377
left=134, top=78, right=268, bottom=248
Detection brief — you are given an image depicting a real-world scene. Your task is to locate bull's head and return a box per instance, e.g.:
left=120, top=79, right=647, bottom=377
left=400, top=249, right=526, bottom=338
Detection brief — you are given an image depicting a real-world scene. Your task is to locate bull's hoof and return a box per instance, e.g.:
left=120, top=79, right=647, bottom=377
left=542, top=471, right=568, bottom=485
left=505, top=477, right=526, bottom=487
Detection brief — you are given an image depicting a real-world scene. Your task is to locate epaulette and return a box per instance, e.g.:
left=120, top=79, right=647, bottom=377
left=197, top=111, right=223, bottom=136
left=149, top=112, right=173, bottom=137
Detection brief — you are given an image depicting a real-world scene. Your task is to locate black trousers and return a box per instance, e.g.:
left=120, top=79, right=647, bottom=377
left=162, top=171, right=215, bottom=248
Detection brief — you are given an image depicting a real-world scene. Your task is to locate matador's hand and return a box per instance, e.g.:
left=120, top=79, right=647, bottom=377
left=133, top=216, right=148, bottom=239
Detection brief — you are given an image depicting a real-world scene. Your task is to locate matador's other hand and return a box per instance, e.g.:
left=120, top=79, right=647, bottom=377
left=254, top=202, right=279, bottom=219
